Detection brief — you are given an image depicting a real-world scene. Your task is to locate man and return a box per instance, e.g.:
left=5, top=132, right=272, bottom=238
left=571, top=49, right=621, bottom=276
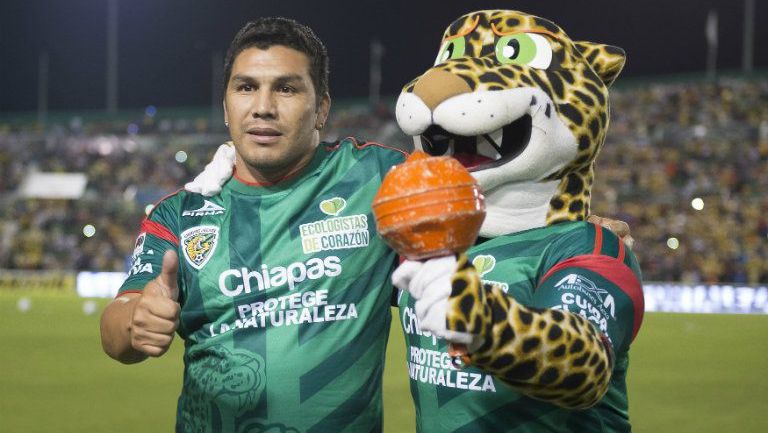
left=100, top=18, right=407, bottom=433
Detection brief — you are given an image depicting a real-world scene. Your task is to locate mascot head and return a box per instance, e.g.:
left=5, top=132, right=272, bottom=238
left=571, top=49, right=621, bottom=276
left=395, top=10, right=625, bottom=236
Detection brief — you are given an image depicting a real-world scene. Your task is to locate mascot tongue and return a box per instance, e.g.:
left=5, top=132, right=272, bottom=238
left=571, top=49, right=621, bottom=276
left=453, top=153, right=494, bottom=170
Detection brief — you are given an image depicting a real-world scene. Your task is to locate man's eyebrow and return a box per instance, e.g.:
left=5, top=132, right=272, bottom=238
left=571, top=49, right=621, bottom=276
left=273, top=74, right=305, bottom=84
left=230, top=74, right=305, bottom=83
left=230, top=74, right=255, bottom=84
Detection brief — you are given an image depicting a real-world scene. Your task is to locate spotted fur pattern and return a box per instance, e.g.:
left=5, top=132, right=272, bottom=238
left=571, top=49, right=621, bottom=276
left=403, top=10, right=625, bottom=224
left=447, top=254, right=613, bottom=409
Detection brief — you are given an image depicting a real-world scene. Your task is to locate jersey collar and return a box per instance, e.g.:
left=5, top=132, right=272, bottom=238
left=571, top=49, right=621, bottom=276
left=226, top=145, right=328, bottom=196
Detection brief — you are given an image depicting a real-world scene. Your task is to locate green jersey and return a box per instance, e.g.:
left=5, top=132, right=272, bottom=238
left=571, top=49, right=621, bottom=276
left=397, top=221, right=644, bottom=433
left=119, top=138, right=407, bottom=433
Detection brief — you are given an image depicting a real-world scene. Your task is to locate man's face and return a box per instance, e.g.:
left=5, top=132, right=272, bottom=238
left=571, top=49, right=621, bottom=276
left=224, top=45, right=330, bottom=180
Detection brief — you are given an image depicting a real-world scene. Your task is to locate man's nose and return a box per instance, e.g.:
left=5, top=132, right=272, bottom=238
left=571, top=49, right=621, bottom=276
left=251, top=89, right=277, bottom=118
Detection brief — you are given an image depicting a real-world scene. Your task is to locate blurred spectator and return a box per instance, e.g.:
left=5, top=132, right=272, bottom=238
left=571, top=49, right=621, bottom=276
left=0, top=77, right=766, bottom=284
left=592, top=77, right=768, bottom=284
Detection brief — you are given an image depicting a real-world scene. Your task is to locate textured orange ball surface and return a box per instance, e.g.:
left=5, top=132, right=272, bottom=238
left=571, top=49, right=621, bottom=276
left=372, top=151, right=486, bottom=260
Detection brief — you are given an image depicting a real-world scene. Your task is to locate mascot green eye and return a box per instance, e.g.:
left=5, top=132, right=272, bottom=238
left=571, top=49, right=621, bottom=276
left=495, top=33, right=552, bottom=69
left=435, top=37, right=466, bottom=65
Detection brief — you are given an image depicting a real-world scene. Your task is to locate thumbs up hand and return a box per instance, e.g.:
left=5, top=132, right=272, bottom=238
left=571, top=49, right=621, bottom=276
left=130, top=251, right=181, bottom=357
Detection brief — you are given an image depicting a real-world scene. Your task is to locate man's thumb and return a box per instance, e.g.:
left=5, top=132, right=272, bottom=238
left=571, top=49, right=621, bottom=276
left=157, top=250, right=180, bottom=301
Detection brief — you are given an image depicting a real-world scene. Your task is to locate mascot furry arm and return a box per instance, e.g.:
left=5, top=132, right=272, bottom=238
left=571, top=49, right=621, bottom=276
left=393, top=10, right=643, bottom=410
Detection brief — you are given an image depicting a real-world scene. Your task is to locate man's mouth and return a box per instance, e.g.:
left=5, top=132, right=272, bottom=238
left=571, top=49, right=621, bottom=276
left=246, top=127, right=282, bottom=143
left=247, top=127, right=282, bottom=135
left=417, top=114, right=533, bottom=170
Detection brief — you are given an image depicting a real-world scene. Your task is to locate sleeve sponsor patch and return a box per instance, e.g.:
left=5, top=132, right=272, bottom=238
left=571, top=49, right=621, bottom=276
left=551, top=273, right=615, bottom=335
left=133, top=233, right=146, bottom=258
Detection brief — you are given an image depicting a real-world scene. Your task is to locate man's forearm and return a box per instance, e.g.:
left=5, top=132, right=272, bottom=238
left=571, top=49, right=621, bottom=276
left=100, top=294, right=148, bottom=364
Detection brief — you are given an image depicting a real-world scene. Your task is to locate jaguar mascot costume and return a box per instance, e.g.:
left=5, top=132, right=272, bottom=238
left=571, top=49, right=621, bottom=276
left=186, top=10, right=644, bottom=433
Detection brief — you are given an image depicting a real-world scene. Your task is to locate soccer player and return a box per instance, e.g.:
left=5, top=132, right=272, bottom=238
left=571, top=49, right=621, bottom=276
left=100, top=18, right=407, bottom=432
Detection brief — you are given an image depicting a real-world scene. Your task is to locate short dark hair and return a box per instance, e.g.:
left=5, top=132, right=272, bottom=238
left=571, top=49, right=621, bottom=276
left=223, top=17, right=330, bottom=103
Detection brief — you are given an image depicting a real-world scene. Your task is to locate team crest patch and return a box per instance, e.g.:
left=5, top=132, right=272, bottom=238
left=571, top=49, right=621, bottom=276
left=181, top=225, right=219, bottom=270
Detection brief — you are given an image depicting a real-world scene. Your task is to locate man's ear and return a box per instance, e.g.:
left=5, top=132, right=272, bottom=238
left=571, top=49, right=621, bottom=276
left=316, top=92, right=331, bottom=129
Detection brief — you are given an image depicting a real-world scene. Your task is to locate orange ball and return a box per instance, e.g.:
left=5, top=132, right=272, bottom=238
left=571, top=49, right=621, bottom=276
left=372, top=151, right=486, bottom=260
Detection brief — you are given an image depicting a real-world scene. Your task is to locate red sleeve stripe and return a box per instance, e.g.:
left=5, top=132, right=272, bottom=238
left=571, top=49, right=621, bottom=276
left=115, top=289, right=143, bottom=298
left=617, top=238, right=626, bottom=263
left=591, top=222, right=603, bottom=255
left=539, top=255, right=644, bottom=342
left=141, top=219, right=179, bottom=245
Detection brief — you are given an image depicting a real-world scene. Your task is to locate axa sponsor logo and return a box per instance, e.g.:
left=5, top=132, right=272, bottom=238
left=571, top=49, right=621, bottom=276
left=181, top=225, right=219, bottom=270
left=183, top=200, right=226, bottom=217
left=218, top=256, right=342, bottom=297
left=554, top=273, right=615, bottom=318
left=554, top=273, right=616, bottom=333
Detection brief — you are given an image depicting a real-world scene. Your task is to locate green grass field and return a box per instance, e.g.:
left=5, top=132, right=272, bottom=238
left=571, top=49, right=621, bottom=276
left=1, top=293, right=767, bottom=432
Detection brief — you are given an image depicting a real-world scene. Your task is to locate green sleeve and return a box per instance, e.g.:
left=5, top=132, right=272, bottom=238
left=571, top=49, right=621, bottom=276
left=117, top=192, right=183, bottom=294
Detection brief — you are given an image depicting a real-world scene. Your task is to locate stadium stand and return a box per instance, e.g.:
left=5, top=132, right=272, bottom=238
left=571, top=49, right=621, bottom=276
left=0, top=78, right=766, bottom=284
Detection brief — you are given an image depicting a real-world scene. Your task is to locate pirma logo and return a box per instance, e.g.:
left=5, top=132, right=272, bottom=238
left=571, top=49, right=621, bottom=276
left=181, top=225, right=219, bottom=270
left=319, top=197, right=346, bottom=216
left=183, top=200, right=226, bottom=217
left=472, top=255, right=496, bottom=276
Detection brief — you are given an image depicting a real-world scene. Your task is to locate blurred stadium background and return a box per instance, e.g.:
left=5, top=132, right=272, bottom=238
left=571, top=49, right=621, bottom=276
left=1, top=0, right=767, bottom=432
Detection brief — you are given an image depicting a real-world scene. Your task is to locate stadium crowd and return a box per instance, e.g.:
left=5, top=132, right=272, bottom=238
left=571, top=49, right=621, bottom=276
left=0, top=77, right=766, bottom=284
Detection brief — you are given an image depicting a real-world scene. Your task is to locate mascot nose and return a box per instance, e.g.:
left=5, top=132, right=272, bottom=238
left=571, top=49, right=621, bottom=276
left=413, top=69, right=472, bottom=111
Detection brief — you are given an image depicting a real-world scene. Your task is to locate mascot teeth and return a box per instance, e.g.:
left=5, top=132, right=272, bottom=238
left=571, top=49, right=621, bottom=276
left=476, top=129, right=503, bottom=160
left=397, top=88, right=560, bottom=172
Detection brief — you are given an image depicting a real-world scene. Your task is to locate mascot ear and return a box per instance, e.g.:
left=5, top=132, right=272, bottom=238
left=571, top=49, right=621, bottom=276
left=574, top=41, right=626, bottom=87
